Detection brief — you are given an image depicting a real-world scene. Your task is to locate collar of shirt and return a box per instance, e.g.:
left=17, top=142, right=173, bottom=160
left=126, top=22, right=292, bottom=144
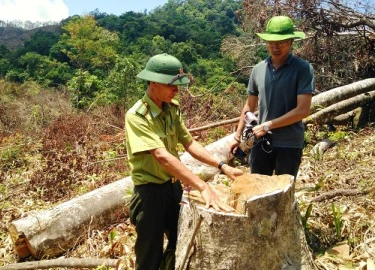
left=141, top=93, right=164, bottom=118
left=265, top=53, right=294, bottom=67
left=141, top=93, right=178, bottom=118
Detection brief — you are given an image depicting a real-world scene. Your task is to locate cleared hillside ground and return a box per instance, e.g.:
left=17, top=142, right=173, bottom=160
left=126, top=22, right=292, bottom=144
left=0, top=85, right=374, bottom=269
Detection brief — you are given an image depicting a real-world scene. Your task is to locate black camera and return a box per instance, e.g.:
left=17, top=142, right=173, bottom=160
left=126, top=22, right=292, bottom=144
left=232, top=147, right=249, bottom=164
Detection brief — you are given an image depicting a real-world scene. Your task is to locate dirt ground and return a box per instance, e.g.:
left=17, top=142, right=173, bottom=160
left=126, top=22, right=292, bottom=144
left=0, top=125, right=374, bottom=269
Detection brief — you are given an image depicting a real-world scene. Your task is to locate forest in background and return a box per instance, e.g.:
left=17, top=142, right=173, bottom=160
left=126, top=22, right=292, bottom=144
left=0, top=0, right=374, bottom=116
left=0, top=0, right=375, bottom=269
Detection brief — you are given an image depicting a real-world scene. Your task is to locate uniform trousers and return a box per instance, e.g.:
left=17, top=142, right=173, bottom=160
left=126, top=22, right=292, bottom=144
left=129, top=180, right=183, bottom=270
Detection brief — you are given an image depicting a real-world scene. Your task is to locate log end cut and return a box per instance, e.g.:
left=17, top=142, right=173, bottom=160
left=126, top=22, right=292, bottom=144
left=8, top=225, right=33, bottom=258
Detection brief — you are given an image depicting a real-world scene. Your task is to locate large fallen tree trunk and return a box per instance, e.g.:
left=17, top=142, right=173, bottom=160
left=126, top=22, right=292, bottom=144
left=9, top=133, right=236, bottom=259
left=9, top=177, right=134, bottom=259
left=178, top=133, right=236, bottom=181
left=310, top=78, right=375, bottom=114
left=188, top=78, right=375, bottom=130
left=175, top=174, right=316, bottom=270
left=303, top=90, right=375, bottom=125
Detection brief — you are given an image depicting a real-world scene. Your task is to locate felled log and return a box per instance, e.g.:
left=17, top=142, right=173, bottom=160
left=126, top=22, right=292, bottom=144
left=175, top=174, right=316, bottom=270
left=185, top=79, right=375, bottom=131
left=9, top=133, right=236, bottom=259
left=179, top=133, right=236, bottom=181
left=304, top=90, right=375, bottom=125
left=9, top=177, right=134, bottom=259
left=330, top=108, right=362, bottom=126
left=310, top=78, right=375, bottom=114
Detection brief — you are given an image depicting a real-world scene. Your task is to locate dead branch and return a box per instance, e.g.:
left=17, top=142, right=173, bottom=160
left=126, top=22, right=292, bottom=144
left=188, top=117, right=239, bottom=132
left=0, top=258, right=121, bottom=270
left=311, top=188, right=374, bottom=202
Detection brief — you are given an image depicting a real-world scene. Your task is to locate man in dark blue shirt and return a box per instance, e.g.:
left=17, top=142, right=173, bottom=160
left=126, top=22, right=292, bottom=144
left=229, top=15, right=314, bottom=178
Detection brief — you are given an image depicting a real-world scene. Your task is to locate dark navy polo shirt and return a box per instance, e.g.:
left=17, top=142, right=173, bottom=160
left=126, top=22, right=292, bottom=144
left=248, top=54, right=314, bottom=148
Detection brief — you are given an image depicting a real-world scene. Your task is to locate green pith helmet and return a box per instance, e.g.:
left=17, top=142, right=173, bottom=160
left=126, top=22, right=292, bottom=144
left=137, top=53, right=190, bottom=85
left=256, top=16, right=305, bottom=41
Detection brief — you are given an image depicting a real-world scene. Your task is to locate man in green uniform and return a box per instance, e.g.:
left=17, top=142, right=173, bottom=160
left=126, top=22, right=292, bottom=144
left=125, top=53, right=243, bottom=270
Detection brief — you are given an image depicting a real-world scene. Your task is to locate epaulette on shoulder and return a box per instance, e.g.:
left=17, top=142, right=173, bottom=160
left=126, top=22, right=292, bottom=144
left=135, top=101, right=150, bottom=116
left=170, top=99, right=180, bottom=107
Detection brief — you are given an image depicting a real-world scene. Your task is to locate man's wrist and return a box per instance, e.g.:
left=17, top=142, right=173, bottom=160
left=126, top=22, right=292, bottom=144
left=218, top=161, right=226, bottom=171
left=263, top=121, right=272, bottom=132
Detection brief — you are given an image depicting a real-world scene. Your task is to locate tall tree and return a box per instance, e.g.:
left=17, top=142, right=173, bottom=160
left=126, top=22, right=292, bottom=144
left=60, top=16, right=120, bottom=75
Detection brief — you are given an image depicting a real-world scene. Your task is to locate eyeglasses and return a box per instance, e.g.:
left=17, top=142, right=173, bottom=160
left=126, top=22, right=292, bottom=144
left=266, top=39, right=291, bottom=46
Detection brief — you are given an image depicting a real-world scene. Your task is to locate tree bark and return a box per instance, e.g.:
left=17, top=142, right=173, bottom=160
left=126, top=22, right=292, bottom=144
left=9, top=177, right=134, bottom=259
left=185, top=79, right=375, bottom=130
left=310, top=78, right=375, bottom=114
left=9, top=134, right=235, bottom=259
left=310, top=138, right=336, bottom=158
left=330, top=108, right=362, bottom=126
left=304, top=90, right=375, bottom=125
left=178, top=133, right=236, bottom=181
left=175, top=174, right=316, bottom=270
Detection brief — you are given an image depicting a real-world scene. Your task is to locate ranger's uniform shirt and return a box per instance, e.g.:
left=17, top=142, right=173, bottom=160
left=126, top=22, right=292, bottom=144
left=125, top=93, right=193, bottom=185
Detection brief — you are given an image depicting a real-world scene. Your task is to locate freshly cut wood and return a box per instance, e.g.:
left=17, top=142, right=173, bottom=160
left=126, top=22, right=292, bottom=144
left=304, top=90, right=375, bottom=125
left=9, top=133, right=235, bottom=259
left=175, top=174, right=316, bottom=270
left=310, top=78, right=375, bottom=114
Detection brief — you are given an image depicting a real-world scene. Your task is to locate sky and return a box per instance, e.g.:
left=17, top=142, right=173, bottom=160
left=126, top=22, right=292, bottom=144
left=0, top=0, right=374, bottom=23
left=0, top=0, right=169, bottom=23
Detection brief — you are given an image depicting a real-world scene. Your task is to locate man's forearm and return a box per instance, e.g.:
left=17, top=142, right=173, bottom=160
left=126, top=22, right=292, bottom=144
left=151, top=147, right=207, bottom=191
left=184, top=140, right=221, bottom=168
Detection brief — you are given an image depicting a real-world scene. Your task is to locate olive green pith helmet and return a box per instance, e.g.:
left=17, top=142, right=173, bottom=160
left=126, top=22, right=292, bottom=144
left=137, top=53, right=190, bottom=85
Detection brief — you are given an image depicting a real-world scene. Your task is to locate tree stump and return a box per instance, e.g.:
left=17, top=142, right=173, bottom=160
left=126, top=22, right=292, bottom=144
left=175, top=174, right=316, bottom=270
